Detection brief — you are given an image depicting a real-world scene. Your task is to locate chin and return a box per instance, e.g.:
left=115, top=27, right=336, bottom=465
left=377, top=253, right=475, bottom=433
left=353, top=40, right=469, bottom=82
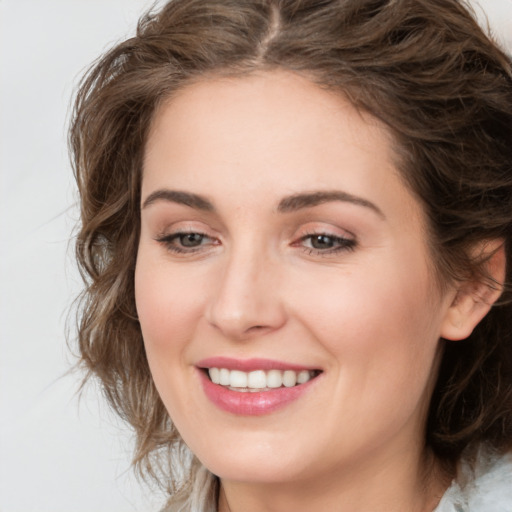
left=188, top=431, right=323, bottom=485
left=204, top=455, right=302, bottom=484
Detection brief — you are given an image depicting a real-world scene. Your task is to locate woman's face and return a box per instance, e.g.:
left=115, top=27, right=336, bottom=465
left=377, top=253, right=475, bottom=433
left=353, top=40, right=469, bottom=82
left=136, top=71, right=456, bottom=485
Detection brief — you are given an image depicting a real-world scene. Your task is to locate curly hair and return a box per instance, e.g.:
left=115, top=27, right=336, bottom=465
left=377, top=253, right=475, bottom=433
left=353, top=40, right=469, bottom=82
left=70, top=0, right=512, bottom=495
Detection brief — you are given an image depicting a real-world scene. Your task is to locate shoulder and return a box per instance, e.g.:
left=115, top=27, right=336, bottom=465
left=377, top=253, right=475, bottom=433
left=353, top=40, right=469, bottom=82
left=435, top=445, right=512, bottom=512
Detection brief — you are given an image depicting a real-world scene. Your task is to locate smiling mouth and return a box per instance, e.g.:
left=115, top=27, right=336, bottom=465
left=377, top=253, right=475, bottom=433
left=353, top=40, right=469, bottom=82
left=204, top=368, right=322, bottom=392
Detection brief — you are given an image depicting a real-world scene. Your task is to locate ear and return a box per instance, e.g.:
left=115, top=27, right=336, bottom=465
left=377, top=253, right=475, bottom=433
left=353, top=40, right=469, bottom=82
left=440, top=240, right=506, bottom=341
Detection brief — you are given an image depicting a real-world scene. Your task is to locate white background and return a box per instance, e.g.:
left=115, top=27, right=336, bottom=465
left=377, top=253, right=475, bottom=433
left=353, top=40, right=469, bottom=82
left=0, top=1, right=511, bottom=511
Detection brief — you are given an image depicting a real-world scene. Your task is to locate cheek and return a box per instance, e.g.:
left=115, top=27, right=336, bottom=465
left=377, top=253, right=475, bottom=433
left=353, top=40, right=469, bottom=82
left=134, top=255, right=214, bottom=422
left=135, top=257, right=206, bottom=352
left=291, top=268, right=443, bottom=460
left=287, top=252, right=443, bottom=401
left=294, top=257, right=438, bottom=341
left=134, top=255, right=208, bottom=419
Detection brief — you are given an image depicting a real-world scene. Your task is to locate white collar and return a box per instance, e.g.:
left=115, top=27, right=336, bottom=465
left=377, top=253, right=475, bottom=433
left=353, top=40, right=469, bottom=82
left=434, top=446, right=512, bottom=512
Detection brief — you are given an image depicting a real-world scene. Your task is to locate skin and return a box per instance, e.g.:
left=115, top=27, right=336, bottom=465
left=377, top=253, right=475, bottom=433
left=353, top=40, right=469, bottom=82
left=135, top=70, right=487, bottom=511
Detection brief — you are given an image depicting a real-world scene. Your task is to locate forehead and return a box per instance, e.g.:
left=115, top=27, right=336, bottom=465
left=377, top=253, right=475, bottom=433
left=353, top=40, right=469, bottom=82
left=146, top=70, right=392, bottom=159
left=142, top=70, right=420, bottom=225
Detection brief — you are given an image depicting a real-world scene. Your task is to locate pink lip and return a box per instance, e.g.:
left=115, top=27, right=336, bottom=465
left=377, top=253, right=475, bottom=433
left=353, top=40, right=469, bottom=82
left=196, top=357, right=317, bottom=372
left=196, top=364, right=320, bottom=416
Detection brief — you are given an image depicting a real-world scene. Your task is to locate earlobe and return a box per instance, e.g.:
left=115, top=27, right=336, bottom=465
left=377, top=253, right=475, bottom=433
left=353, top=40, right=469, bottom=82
left=440, top=241, right=506, bottom=341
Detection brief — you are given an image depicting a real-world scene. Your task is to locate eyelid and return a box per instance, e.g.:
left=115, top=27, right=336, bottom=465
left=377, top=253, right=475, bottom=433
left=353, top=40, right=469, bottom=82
left=155, top=226, right=210, bottom=239
left=291, top=224, right=358, bottom=256
left=152, top=221, right=357, bottom=256
left=155, top=226, right=220, bottom=255
left=154, top=218, right=220, bottom=241
left=293, top=222, right=356, bottom=240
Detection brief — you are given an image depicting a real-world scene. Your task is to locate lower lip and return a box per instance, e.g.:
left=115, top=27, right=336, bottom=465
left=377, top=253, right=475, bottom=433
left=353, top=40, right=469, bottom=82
left=198, top=370, right=318, bottom=416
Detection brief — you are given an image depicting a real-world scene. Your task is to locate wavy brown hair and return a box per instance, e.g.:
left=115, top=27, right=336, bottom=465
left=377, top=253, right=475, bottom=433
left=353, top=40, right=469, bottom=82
left=70, top=0, right=512, bottom=493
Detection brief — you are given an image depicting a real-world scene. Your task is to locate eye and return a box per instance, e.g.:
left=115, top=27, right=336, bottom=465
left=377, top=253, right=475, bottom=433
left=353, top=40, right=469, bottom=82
left=298, top=233, right=356, bottom=255
left=155, top=231, right=218, bottom=254
left=178, top=232, right=206, bottom=247
left=308, top=234, right=339, bottom=250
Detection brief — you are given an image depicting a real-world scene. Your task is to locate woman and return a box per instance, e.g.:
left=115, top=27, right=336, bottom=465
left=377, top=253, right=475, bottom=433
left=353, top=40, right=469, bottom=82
left=70, top=0, right=512, bottom=510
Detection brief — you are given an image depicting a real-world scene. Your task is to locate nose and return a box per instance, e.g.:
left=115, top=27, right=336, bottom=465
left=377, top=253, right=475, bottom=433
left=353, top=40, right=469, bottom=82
left=206, top=246, right=286, bottom=340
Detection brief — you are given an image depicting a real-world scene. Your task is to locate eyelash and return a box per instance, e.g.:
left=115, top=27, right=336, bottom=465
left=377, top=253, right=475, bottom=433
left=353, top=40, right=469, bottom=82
left=155, top=230, right=357, bottom=256
left=155, top=231, right=215, bottom=254
left=296, top=232, right=357, bottom=256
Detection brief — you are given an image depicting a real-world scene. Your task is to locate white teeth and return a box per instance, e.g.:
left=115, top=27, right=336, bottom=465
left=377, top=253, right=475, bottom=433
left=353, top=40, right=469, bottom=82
left=247, top=370, right=266, bottom=389
left=229, top=370, right=248, bottom=388
left=207, top=368, right=317, bottom=390
left=297, top=370, right=310, bottom=384
left=219, top=368, right=230, bottom=386
left=209, top=367, right=220, bottom=384
left=267, top=369, right=283, bottom=388
left=282, top=370, right=297, bottom=387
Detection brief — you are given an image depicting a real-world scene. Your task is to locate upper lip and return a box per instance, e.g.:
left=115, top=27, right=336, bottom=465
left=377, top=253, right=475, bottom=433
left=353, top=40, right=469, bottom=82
left=196, top=357, right=320, bottom=372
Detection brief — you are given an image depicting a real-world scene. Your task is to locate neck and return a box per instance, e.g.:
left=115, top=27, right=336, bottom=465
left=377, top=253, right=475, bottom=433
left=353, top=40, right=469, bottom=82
left=217, top=447, right=452, bottom=512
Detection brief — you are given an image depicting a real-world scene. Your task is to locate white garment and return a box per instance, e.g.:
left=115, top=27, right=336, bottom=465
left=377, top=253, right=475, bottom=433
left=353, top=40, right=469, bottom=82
left=434, top=446, right=512, bottom=512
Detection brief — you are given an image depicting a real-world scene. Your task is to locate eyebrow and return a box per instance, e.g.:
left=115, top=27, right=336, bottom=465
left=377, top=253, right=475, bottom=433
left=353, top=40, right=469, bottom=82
left=277, top=190, right=385, bottom=219
left=142, top=189, right=214, bottom=211
left=141, top=188, right=384, bottom=219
